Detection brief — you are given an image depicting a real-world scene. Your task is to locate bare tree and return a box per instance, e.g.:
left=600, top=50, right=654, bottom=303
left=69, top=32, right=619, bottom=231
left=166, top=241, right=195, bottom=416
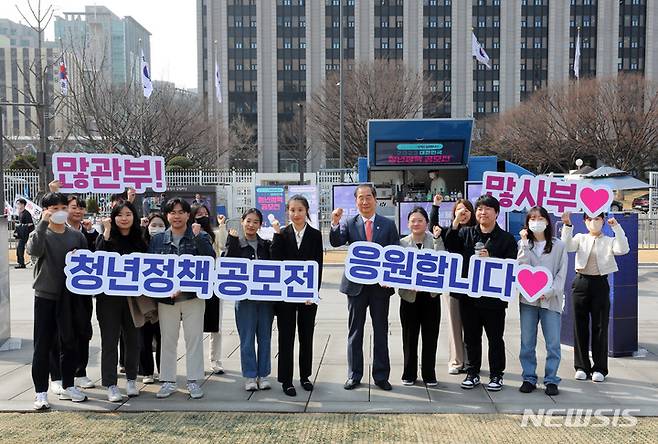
left=309, top=60, right=440, bottom=167
left=226, top=115, right=258, bottom=170
left=63, top=39, right=217, bottom=163
left=477, top=74, right=658, bottom=175
left=9, top=0, right=61, bottom=189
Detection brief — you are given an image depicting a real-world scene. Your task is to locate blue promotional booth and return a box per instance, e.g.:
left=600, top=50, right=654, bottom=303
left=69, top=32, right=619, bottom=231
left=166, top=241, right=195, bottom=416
left=352, top=117, right=639, bottom=357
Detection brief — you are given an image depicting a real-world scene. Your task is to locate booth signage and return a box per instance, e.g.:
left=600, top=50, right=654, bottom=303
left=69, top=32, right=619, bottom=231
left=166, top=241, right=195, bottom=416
left=374, top=140, right=465, bottom=167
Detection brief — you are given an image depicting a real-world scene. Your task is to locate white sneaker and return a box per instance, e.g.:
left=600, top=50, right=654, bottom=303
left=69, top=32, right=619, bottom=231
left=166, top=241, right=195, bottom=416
left=59, top=386, right=87, bottom=402
left=156, top=382, right=177, bottom=398
left=33, top=392, right=50, bottom=410
left=258, top=377, right=271, bottom=390
left=74, top=376, right=95, bottom=389
left=448, top=367, right=461, bottom=375
left=126, top=380, right=139, bottom=397
left=245, top=378, right=258, bottom=391
left=210, top=361, right=225, bottom=375
left=575, top=369, right=588, bottom=381
left=592, top=372, right=605, bottom=383
left=107, top=385, right=123, bottom=402
left=143, top=375, right=155, bottom=384
left=187, top=381, right=204, bottom=399
left=50, top=380, right=65, bottom=396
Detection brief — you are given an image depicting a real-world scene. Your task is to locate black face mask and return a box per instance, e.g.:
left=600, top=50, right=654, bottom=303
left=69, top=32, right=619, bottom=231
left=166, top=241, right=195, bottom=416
left=195, top=216, right=210, bottom=227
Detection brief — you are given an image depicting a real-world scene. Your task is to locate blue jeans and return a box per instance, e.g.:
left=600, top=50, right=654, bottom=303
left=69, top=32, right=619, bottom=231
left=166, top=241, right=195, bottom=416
left=519, top=303, right=562, bottom=386
left=235, top=300, right=274, bottom=378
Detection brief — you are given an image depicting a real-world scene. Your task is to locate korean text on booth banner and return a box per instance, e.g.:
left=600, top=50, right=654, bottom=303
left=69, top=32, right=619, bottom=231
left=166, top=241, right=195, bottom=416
left=345, top=242, right=553, bottom=303
left=482, top=171, right=614, bottom=217
left=64, top=250, right=319, bottom=303
left=52, top=153, right=166, bottom=194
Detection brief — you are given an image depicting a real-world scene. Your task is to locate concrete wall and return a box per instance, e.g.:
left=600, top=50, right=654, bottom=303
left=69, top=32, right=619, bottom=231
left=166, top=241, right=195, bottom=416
left=0, top=217, right=10, bottom=346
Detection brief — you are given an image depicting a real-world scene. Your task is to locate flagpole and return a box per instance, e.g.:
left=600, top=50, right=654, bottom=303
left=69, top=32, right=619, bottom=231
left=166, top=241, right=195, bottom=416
left=214, top=40, right=221, bottom=174
left=139, top=38, right=145, bottom=156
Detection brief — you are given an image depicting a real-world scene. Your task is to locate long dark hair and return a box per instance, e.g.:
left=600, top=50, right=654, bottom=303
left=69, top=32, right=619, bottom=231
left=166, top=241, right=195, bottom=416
left=524, top=206, right=553, bottom=254
left=287, top=195, right=312, bottom=222
left=190, top=203, right=215, bottom=242
left=407, top=206, right=429, bottom=223
left=452, top=199, right=476, bottom=227
left=142, top=212, right=168, bottom=244
left=110, top=201, right=147, bottom=250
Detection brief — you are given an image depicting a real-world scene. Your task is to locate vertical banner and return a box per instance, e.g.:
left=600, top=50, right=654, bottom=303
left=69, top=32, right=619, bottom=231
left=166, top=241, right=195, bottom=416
left=255, top=186, right=286, bottom=240
left=288, top=185, right=319, bottom=229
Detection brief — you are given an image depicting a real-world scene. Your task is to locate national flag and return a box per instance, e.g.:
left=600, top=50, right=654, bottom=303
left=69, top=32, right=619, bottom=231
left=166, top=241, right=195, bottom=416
left=59, top=57, right=69, bottom=96
left=214, top=61, right=223, bottom=103
left=472, top=32, right=491, bottom=69
left=574, top=28, right=581, bottom=79
left=141, top=49, right=153, bottom=98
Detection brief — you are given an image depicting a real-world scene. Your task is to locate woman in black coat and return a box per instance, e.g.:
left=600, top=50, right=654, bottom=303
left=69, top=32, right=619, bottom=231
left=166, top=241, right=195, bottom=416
left=270, top=195, right=324, bottom=396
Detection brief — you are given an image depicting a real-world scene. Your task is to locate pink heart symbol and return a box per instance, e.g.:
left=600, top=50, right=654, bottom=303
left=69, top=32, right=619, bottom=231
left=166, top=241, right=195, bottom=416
left=580, top=187, right=611, bottom=214
left=517, top=268, right=549, bottom=301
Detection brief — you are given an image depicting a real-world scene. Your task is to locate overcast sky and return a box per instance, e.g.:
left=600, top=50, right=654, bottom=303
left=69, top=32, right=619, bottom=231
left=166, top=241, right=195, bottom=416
left=0, top=0, right=197, bottom=89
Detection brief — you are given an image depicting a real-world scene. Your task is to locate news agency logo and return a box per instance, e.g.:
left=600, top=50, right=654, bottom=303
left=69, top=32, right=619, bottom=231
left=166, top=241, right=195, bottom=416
left=521, top=408, right=639, bottom=428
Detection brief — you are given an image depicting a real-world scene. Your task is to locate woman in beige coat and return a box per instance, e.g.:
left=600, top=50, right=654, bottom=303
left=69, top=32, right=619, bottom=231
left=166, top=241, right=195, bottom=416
left=398, top=207, right=445, bottom=386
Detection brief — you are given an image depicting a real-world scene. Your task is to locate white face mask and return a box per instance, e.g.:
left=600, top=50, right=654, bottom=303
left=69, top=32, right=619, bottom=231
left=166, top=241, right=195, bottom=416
left=50, top=210, right=69, bottom=225
left=148, top=226, right=165, bottom=236
left=528, top=220, right=547, bottom=234
left=586, top=219, right=604, bottom=233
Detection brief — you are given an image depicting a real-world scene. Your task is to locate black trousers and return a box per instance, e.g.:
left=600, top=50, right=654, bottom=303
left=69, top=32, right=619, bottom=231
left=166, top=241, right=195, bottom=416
left=276, top=301, right=317, bottom=385
left=16, top=238, right=27, bottom=266
left=96, top=296, right=140, bottom=387
left=32, top=297, right=77, bottom=392
left=49, top=297, right=93, bottom=380
left=572, top=274, right=610, bottom=376
left=399, top=293, right=441, bottom=382
left=139, top=322, right=161, bottom=376
left=75, top=297, right=93, bottom=377
left=460, top=298, right=506, bottom=378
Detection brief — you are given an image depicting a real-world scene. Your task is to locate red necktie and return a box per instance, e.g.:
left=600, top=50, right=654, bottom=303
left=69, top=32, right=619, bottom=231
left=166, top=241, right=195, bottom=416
left=365, top=219, right=373, bottom=242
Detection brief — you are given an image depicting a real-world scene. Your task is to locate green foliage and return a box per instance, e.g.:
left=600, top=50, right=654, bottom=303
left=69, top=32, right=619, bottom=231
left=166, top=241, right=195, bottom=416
left=9, top=154, right=38, bottom=170
left=166, top=156, right=195, bottom=171
left=86, top=197, right=100, bottom=214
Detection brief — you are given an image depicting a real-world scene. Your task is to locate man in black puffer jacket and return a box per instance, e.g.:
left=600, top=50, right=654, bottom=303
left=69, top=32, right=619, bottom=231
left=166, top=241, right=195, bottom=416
left=445, top=194, right=517, bottom=392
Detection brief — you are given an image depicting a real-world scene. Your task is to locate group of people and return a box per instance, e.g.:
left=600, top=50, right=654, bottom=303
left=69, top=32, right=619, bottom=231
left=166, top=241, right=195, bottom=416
left=24, top=181, right=629, bottom=410
left=26, top=185, right=323, bottom=410
left=330, top=184, right=629, bottom=396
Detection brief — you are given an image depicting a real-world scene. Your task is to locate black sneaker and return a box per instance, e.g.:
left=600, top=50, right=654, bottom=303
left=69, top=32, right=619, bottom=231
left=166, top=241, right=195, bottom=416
left=519, top=381, right=536, bottom=393
left=544, top=383, right=559, bottom=396
left=460, top=374, right=480, bottom=390
left=486, top=375, right=504, bottom=391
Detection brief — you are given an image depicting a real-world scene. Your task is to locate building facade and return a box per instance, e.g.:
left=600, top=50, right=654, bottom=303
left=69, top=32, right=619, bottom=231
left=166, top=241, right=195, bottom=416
left=198, top=0, right=657, bottom=173
left=0, top=20, right=58, bottom=139
left=54, top=5, right=151, bottom=86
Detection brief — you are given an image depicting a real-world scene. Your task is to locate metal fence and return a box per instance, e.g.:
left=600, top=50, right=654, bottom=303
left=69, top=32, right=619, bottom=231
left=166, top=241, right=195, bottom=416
left=3, top=167, right=359, bottom=246
left=639, top=213, right=658, bottom=249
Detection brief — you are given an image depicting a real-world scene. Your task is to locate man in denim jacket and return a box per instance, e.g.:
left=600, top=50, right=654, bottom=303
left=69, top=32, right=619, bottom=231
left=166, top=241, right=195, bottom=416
left=148, top=197, right=215, bottom=399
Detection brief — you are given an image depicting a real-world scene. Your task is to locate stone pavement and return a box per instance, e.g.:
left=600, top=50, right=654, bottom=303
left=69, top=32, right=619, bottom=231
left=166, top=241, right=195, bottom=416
left=1, top=266, right=658, bottom=416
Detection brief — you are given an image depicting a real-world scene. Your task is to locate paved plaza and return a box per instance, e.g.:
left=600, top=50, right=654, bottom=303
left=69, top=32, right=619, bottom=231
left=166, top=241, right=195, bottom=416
left=1, top=265, right=658, bottom=416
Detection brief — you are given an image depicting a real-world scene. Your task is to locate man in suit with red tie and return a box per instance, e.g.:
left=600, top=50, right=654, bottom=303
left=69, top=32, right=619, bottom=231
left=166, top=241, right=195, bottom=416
left=330, top=184, right=400, bottom=391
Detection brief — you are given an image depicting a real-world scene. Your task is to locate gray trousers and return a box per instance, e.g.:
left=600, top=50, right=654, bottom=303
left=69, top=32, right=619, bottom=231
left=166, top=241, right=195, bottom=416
left=96, top=295, right=140, bottom=387
left=347, top=285, right=391, bottom=383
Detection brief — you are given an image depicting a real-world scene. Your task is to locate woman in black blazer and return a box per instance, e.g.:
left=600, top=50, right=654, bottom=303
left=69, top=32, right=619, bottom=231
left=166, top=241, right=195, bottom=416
left=271, top=195, right=324, bottom=396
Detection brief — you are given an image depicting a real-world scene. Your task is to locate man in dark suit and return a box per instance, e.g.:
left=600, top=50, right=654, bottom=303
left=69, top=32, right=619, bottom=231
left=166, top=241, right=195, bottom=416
left=329, top=184, right=399, bottom=391
left=14, top=198, right=34, bottom=269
